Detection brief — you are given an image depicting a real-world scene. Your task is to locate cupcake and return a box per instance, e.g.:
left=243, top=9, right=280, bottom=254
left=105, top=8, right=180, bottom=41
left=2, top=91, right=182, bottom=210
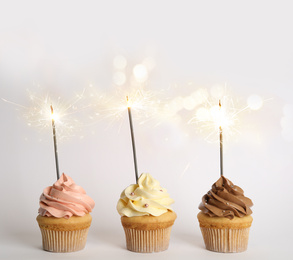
left=197, top=176, right=253, bottom=253
left=117, top=173, right=177, bottom=253
left=36, top=173, right=95, bottom=252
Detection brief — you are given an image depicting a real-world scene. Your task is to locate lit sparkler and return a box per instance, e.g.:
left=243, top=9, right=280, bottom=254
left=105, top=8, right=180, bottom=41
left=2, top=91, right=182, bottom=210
left=127, top=96, right=139, bottom=183
left=189, top=91, right=249, bottom=143
left=86, top=86, right=163, bottom=132
left=3, top=89, right=87, bottom=141
left=50, top=105, right=60, bottom=180
left=219, top=100, right=223, bottom=176
left=188, top=86, right=263, bottom=177
left=87, top=56, right=168, bottom=129
left=2, top=89, right=88, bottom=180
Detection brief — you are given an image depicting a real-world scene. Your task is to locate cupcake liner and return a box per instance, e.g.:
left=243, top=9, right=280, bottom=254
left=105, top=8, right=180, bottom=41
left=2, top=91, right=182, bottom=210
left=37, top=214, right=92, bottom=253
left=123, top=226, right=172, bottom=253
left=200, top=227, right=251, bottom=253
left=39, top=227, right=90, bottom=252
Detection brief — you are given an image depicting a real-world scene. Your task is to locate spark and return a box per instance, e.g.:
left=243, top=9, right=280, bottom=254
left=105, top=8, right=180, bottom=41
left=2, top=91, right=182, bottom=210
left=189, top=88, right=251, bottom=143
left=3, top=89, right=88, bottom=141
left=87, top=56, right=168, bottom=129
left=179, top=162, right=191, bottom=178
left=102, top=87, right=162, bottom=127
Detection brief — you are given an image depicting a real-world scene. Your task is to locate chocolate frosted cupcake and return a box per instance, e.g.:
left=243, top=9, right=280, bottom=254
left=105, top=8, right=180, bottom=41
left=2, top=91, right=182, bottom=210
left=197, top=176, right=253, bottom=253
left=117, top=173, right=177, bottom=253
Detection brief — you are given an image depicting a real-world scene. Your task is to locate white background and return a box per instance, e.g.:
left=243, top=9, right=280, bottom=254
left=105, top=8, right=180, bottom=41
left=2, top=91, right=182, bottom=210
left=1, top=1, right=293, bottom=259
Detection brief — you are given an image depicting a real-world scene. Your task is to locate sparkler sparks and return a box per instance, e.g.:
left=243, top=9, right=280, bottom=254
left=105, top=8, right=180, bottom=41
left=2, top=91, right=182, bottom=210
left=87, top=87, right=158, bottom=125
left=50, top=105, right=60, bottom=180
left=188, top=88, right=252, bottom=143
left=3, top=89, right=88, bottom=141
left=86, top=56, right=173, bottom=129
left=90, top=55, right=208, bottom=135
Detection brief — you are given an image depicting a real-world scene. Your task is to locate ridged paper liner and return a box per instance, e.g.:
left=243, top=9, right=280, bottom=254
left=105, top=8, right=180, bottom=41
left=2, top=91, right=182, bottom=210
left=39, top=227, right=89, bottom=252
left=200, top=227, right=250, bottom=253
left=123, top=227, right=172, bottom=253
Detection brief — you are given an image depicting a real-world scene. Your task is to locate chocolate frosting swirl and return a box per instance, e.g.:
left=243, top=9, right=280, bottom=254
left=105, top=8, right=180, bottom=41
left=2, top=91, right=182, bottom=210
left=199, top=176, right=253, bottom=219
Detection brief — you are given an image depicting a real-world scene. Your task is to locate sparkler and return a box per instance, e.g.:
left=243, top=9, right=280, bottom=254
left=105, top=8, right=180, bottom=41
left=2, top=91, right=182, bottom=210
left=5, top=89, right=87, bottom=140
left=50, top=105, right=60, bottom=180
left=188, top=87, right=263, bottom=177
left=93, top=87, right=163, bottom=126
left=127, top=96, right=139, bottom=183
left=219, top=100, right=223, bottom=176
left=190, top=92, right=247, bottom=143
left=195, top=95, right=240, bottom=177
left=88, top=84, right=163, bottom=183
left=87, top=56, right=173, bottom=130
left=2, top=89, right=88, bottom=180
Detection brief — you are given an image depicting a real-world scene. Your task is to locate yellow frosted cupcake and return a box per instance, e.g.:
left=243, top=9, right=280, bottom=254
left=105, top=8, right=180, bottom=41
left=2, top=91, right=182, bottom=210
left=36, top=173, right=95, bottom=252
left=117, top=173, right=177, bottom=253
left=197, top=176, right=253, bottom=253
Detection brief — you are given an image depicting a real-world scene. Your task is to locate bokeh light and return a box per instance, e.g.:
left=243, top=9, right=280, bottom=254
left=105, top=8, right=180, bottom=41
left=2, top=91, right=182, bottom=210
left=133, top=64, right=148, bottom=82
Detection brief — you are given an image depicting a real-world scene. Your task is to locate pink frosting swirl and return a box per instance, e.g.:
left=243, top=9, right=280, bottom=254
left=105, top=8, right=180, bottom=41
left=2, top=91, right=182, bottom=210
left=38, top=173, right=95, bottom=219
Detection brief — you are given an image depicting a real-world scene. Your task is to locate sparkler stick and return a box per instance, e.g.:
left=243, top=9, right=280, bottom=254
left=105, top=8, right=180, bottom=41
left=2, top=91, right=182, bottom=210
left=126, top=96, right=139, bottom=183
left=50, top=105, right=60, bottom=180
left=219, top=100, right=223, bottom=176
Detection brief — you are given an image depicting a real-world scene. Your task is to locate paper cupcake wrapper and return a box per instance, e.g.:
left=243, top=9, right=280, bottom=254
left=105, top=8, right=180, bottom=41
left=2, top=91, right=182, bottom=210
left=200, top=227, right=251, bottom=253
left=39, top=227, right=90, bottom=252
left=123, top=226, right=172, bottom=253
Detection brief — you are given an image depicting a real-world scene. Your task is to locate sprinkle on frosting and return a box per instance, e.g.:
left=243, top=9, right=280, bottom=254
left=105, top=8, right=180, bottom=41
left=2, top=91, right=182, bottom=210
left=117, top=173, right=174, bottom=217
left=38, top=173, right=95, bottom=219
left=199, top=176, right=253, bottom=220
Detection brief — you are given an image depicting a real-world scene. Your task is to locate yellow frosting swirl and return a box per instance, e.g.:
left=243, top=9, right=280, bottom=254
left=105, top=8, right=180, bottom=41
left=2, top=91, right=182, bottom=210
left=117, top=173, right=174, bottom=217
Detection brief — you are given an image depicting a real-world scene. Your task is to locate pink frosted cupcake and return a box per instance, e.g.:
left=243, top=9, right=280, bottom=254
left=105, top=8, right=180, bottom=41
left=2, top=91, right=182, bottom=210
left=36, top=173, right=95, bottom=252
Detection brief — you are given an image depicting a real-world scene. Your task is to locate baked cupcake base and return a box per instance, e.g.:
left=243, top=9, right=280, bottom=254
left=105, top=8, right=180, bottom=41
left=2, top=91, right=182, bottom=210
left=36, top=214, right=92, bottom=253
left=197, top=212, right=253, bottom=253
left=121, top=211, right=177, bottom=253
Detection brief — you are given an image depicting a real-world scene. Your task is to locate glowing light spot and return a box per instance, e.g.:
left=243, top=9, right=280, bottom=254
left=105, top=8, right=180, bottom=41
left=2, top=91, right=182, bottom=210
left=133, top=64, right=148, bottom=82
left=183, top=96, right=196, bottom=110
left=247, top=95, right=263, bottom=110
left=50, top=112, right=60, bottom=121
left=210, top=105, right=231, bottom=129
left=113, top=72, right=126, bottom=86
left=126, top=96, right=132, bottom=108
left=113, top=55, right=127, bottom=70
